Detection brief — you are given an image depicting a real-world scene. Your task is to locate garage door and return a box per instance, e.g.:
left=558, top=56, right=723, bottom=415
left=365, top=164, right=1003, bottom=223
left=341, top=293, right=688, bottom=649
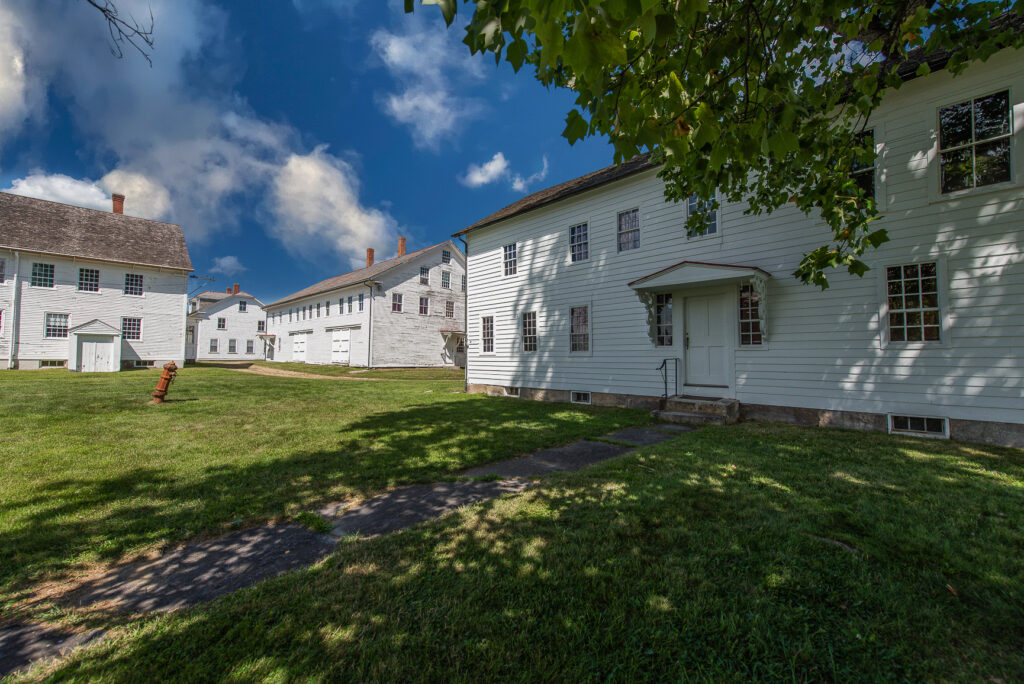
left=331, top=329, right=350, bottom=365
left=78, top=335, right=114, bottom=372
left=292, top=333, right=307, bottom=362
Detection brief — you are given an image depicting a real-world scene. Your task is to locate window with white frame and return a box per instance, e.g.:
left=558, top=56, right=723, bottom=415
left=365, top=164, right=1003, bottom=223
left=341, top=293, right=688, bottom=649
left=442, top=271, right=451, bottom=289
left=503, top=244, right=517, bottom=276
left=442, top=249, right=452, bottom=264
left=851, top=129, right=876, bottom=201
left=246, top=339, right=254, bottom=354
left=358, top=293, right=364, bottom=311
left=655, top=294, right=673, bottom=346
left=325, top=300, right=331, bottom=315
left=617, top=209, right=640, bottom=251
left=78, top=268, right=100, bottom=292
left=0, top=258, right=5, bottom=283
left=289, top=309, right=293, bottom=322
left=939, top=90, right=1011, bottom=193
left=257, top=320, right=266, bottom=332
left=123, top=273, right=144, bottom=296
left=121, top=317, right=142, bottom=340
left=461, top=274, right=466, bottom=292
left=186, top=326, right=194, bottom=343
left=392, top=293, right=403, bottom=312
left=239, top=300, right=247, bottom=312
left=228, top=339, right=237, bottom=353
left=739, top=285, right=763, bottom=346
left=445, top=300, right=454, bottom=318
left=522, top=311, right=537, bottom=352
left=687, top=195, right=717, bottom=236
left=45, top=313, right=69, bottom=338
left=210, top=339, right=218, bottom=353
left=31, top=263, right=54, bottom=288
left=481, top=316, right=494, bottom=353
left=886, top=263, right=940, bottom=342
left=570, top=306, right=590, bottom=352
left=569, top=222, right=589, bottom=262
left=420, top=267, right=430, bottom=285
left=217, top=317, right=226, bottom=329
left=316, top=302, right=321, bottom=317
left=348, top=296, right=353, bottom=313
left=338, top=298, right=344, bottom=313
left=419, top=296, right=429, bottom=315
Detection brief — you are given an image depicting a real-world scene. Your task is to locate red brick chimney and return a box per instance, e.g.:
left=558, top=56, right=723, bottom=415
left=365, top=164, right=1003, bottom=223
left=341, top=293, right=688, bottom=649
left=233, top=283, right=240, bottom=294
left=226, top=287, right=232, bottom=294
left=366, top=248, right=374, bottom=267
left=112, top=194, right=125, bottom=214
left=397, top=236, right=406, bottom=257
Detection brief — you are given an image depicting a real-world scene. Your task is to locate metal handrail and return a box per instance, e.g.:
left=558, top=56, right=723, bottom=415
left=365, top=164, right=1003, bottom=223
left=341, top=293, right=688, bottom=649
left=656, top=358, right=680, bottom=399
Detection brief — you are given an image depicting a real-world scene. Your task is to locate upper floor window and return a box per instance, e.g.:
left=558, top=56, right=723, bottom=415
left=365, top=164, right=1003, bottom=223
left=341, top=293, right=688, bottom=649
left=358, top=293, right=364, bottom=311
left=570, top=306, right=590, bottom=352
left=939, top=90, right=1011, bottom=193
left=326, top=300, right=330, bottom=315
left=348, top=296, right=353, bottom=313
left=442, top=249, right=452, bottom=264
left=522, top=311, right=537, bottom=352
left=392, top=293, right=403, bottom=312
left=257, top=320, right=266, bottom=332
left=852, top=129, right=876, bottom=201
left=31, top=263, right=54, bottom=288
left=420, top=267, right=430, bottom=285
left=442, top=271, right=451, bottom=289
left=78, top=268, right=100, bottom=292
left=445, top=300, right=455, bottom=318
left=239, top=301, right=247, bottom=312
left=121, top=317, right=142, bottom=341
left=461, top=274, right=466, bottom=292
left=419, top=296, right=429, bottom=315
left=124, top=273, right=144, bottom=296
left=739, top=285, right=763, bottom=346
left=45, top=312, right=69, bottom=338
left=503, top=243, right=517, bottom=276
left=289, top=309, right=293, bottom=322
left=569, top=222, right=589, bottom=262
left=617, top=209, right=640, bottom=251
left=217, top=317, right=226, bottom=329
left=316, top=302, right=321, bottom=317
left=481, top=316, right=494, bottom=353
left=655, top=294, right=673, bottom=346
left=0, top=259, right=5, bottom=283
left=687, top=196, right=717, bottom=237
left=887, top=262, right=940, bottom=342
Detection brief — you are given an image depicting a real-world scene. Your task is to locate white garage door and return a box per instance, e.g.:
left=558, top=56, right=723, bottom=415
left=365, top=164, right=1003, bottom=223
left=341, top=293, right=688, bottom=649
left=78, top=335, right=115, bottom=372
left=331, top=329, right=350, bottom=365
left=292, top=333, right=307, bottom=362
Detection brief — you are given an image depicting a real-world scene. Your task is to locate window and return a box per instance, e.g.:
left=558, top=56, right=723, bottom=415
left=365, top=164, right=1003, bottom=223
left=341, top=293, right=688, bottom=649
left=504, top=386, right=520, bottom=397
left=617, top=209, right=640, bottom=252
left=570, top=306, right=590, bottom=352
left=217, top=317, right=226, bottom=330
left=316, top=302, right=321, bottom=318
left=134, top=360, right=155, bottom=368
left=522, top=311, right=537, bottom=352
left=420, top=267, right=430, bottom=285
left=239, top=300, right=247, bottom=312
left=442, top=249, right=452, bottom=264
left=419, top=296, right=429, bottom=315
left=302, top=306, right=307, bottom=320
left=445, top=301, right=455, bottom=318
left=289, top=309, right=293, bottom=322
left=569, top=222, right=589, bottom=262
left=121, top=317, right=142, bottom=340
left=887, top=263, right=940, bottom=342
left=571, top=391, right=592, bottom=405
left=655, top=294, right=673, bottom=346
left=441, top=271, right=451, bottom=289
left=481, top=316, right=494, bottom=353
left=257, top=320, right=266, bottom=332
left=0, top=258, right=5, bottom=283
left=392, top=293, right=403, bottom=312
left=228, top=339, right=237, bottom=353
left=246, top=340, right=254, bottom=354
left=939, top=90, right=1011, bottom=193
left=461, top=274, right=466, bottom=292
left=739, top=285, right=763, bottom=346
left=338, top=298, right=344, bottom=313
left=358, top=293, right=364, bottom=311
left=31, top=263, right=54, bottom=288
left=852, top=129, right=876, bottom=200
left=687, top=196, right=717, bottom=236
left=890, top=414, right=948, bottom=437
left=39, top=360, right=66, bottom=368
left=124, top=273, right=144, bottom=296
left=210, top=339, right=218, bottom=353
left=326, top=300, right=330, bottom=315
left=78, top=268, right=100, bottom=292
left=503, top=243, right=517, bottom=276
left=348, top=296, right=353, bottom=314
left=186, top=326, right=194, bottom=343
left=456, top=337, right=465, bottom=353
left=45, top=313, right=69, bottom=338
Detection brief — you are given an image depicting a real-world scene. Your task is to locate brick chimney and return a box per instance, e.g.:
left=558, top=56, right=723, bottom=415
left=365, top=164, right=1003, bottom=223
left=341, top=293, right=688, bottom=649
left=397, top=236, right=406, bottom=257
left=366, top=248, right=374, bottom=267
left=112, top=194, right=125, bottom=214
left=233, top=283, right=240, bottom=294
left=226, top=287, right=232, bottom=294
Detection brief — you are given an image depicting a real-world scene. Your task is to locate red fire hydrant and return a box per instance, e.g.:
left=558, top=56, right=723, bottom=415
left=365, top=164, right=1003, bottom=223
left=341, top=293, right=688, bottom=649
left=151, top=362, right=178, bottom=404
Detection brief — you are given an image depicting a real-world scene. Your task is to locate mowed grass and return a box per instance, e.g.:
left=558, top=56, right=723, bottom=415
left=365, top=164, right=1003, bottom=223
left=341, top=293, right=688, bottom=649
left=247, top=360, right=466, bottom=381
left=0, top=367, right=646, bottom=607
left=26, top=424, right=1024, bottom=682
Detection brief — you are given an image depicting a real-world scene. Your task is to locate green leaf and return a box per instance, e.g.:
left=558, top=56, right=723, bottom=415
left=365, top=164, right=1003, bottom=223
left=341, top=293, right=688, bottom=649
left=915, top=63, right=931, bottom=77
left=563, top=109, right=589, bottom=145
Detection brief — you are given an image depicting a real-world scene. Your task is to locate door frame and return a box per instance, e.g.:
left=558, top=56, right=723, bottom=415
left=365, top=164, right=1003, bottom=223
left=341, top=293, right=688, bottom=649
left=675, top=284, right=736, bottom=398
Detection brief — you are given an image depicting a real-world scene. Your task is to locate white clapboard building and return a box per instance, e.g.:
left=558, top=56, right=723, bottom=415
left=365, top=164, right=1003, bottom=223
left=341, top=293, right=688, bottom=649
left=264, top=238, right=466, bottom=368
left=0, top=192, right=192, bottom=371
left=458, top=45, right=1024, bottom=447
left=186, top=285, right=267, bottom=361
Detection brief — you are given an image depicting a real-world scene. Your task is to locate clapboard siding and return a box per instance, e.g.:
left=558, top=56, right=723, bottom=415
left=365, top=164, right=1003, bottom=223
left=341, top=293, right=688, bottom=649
left=465, top=48, right=1024, bottom=426
left=265, top=284, right=373, bottom=366
left=189, top=294, right=267, bottom=361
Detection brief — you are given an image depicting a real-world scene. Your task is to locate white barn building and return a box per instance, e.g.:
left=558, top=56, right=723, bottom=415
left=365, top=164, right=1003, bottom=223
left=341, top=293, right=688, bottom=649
left=459, top=47, right=1024, bottom=447
left=186, top=285, right=267, bottom=361
left=0, top=192, right=192, bottom=371
left=265, top=238, right=466, bottom=368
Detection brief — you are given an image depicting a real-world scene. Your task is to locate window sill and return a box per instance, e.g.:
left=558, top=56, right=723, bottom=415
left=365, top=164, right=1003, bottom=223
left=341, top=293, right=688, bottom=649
left=76, top=290, right=102, bottom=295
left=930, top=179, right=1018, bottom=204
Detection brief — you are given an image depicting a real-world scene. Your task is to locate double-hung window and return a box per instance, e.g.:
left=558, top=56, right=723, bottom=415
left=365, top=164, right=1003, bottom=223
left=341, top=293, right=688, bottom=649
left=31, top=263, right=54, bottom=288
left=570, top=306, right=590, bottom=352
left=217, top=317, right=226, bottom=330
left=442, top=249, right=452, bottom=264
left=78, top=268, right=100, bottom=292
left=441, top=271, right=451, bottom=289
left=461, top=274, right=466, bottom=292
left=121, top=317, right=142, bottom=340
left=358, top=293, right=364, bottom=311
left=239, top=300, right=247, bottom=312
left=939, top=90, right=1011, bottom=193
left=852, top=129, right=876, bottom=201
left=420, top=267, right=430, bottom=285
left=228, top=339, right=237, bottom=353
left=655, top=294, right=673, bottom=346
left=246, top=340, right=255, bottom=354
left=257, top=320, right=266, bottom=332
left=348, top=296, right=353, bottom=313
left=124, top=273, right=144, bottom=296
left=569, top=222, right=589, bottom=262
left=45, top=313, right=69, bottom=338
left=210, top=339, right=218, bottom=353
left=887, top=263, right=940, bottom=342
left=522, top=312, right=537, bottom=352
left=445, top=301, right=455, bottom=318
left=617, top=209, right=640, bottom=251
left=503, top=243, right=517, bottom=276
left=419, top=297, right=429, bottom=315
left=316, top=302, right=321, bottom=318
left=392, top=293, right=403, bottom=312
left=686, top=196, right=717, bottom=237
left=738, top=285, right=763, bottom=346
left=481, top=316, right=494, bottom=353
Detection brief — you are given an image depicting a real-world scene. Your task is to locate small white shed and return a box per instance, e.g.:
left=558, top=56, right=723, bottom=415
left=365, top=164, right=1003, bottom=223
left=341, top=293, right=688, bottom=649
left=68, top=319, right=122, bottom=373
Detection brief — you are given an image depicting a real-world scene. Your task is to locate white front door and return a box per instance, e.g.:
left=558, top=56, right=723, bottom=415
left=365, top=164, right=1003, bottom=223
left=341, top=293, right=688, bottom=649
left=292, top=333, right=307, bottom=362
left=331, top=329, right=350, bottom=364
left=684, top=294, right=729, bottom=388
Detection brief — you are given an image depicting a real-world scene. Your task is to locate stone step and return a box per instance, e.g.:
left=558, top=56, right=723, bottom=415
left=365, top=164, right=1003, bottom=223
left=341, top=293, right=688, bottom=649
left=665, top=396, right=740, bottom=422
left=652, top=410, right=728, bottom=426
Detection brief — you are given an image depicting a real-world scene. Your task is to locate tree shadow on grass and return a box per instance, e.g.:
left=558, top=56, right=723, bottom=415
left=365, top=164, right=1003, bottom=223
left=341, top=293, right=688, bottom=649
left=33, top=423, right=1024, bottom=682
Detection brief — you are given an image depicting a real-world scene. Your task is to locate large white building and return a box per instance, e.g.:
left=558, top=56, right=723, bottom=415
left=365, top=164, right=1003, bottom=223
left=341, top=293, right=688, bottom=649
left=459, top=46, right=1024, bottom=447
left=0, top=192, right=192, bottom=371
left=265, top=238, right=467, bottom=368
left=186, top=285, right=267, bottom=361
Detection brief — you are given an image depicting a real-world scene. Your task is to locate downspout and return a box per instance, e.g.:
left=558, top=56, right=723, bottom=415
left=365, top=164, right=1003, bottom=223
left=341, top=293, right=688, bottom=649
left=8, top=250, right=20, bottom=369
left=365, top=281, right=374, bottom=369
left=457, top=236, right=468, bottom=394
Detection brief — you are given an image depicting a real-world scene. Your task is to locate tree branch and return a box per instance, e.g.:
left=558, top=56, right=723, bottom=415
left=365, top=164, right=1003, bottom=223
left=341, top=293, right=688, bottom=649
left=84, top=0, right=155, bottom=66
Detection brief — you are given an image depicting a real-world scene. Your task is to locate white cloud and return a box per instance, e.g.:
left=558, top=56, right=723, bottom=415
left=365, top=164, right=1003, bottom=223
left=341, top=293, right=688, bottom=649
left=512, top=156, right=550, bottom=193
left=460, top=152, right=510, bottom=188
left=210, top=255, right=246, bottom=276
left=0, top=4, right=37, bottom=153
left=4, top=173, right=110, bottom=211
left=99, top=170, right=173, bottom=219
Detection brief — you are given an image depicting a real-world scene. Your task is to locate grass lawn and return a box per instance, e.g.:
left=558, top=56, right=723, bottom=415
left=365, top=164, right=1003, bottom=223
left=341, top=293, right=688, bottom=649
left=24, top=423, right=1024, bottom=681
left=246, top=360, right=466, bottom=381
left=0, top=367, right=646, bottom=613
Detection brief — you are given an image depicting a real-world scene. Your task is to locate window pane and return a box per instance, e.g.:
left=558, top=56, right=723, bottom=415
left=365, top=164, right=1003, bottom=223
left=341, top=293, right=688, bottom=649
left=975, top=138, right=1011, bottom=187
left=939, top=100, right=972, bottom=149
left=974, top=91, right=1010, bottom=140
left=570, top=306, right=589, bottom=352
left=940, top=147, right=973, bottom=193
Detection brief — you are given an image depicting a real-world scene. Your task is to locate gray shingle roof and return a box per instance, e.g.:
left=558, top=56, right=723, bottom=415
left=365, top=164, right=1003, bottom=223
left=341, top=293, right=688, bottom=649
left=266, top=240, right=461, bottom=309
left=0, top=191, right=192, bottom=271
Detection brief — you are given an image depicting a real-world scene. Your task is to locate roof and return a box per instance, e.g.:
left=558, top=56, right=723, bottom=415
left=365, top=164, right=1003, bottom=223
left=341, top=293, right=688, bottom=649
left=266, top=240, right=462, bottom=309
left=189, top=291, right=264, bottom=316
left=68, top=319, right=122, bottom=336
left=628, top=261, right=771, bottom=289
left=0, top=192, right=192, bottom=271
left=194, top=291, right=229, bottom=301
left=893, top=11, right=1022, bottom=81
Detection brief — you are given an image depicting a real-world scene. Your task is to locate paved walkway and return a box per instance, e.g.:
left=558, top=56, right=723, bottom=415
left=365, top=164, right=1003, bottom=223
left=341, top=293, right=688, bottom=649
left=1, top=424, right=694, bottom=677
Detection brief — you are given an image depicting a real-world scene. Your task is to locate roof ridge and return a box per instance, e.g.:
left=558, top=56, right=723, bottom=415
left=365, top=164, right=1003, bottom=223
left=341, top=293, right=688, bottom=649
left=0, top=190, right=182, bottom=229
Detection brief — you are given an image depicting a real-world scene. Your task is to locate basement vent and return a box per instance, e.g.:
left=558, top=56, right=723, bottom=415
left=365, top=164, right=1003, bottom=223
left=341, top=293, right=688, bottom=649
left=503, top=386, right=520, bottom=397
left=39, top=360, right=65, bottom=368
left=570, top=391, right=592, bottom=405
left=889, top=414, right=948, bottom=438
left=134, top=360, right=156, bottom=368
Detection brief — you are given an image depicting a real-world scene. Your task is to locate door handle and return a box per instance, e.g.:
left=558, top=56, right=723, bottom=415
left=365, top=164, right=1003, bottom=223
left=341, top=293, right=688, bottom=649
left=685, top=334, right=690, bottom=350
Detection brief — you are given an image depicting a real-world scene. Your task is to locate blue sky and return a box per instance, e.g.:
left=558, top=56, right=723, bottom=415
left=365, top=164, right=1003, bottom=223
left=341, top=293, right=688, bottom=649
left=0, top=0, right=616, bottom=302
